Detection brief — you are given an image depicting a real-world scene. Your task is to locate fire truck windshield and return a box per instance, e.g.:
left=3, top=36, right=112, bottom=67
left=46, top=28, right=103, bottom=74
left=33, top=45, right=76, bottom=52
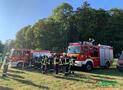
left=11, top=50, right=23, bottom=56
left=67, top=46, right=80, bottom=54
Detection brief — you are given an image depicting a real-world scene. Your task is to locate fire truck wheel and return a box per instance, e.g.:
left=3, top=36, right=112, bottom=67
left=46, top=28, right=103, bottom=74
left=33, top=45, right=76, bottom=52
left=84, top=62, right=93, bottom=71
left=17, top=62, right=23, bottom=68
left=105, top=61, right=110, bottom=69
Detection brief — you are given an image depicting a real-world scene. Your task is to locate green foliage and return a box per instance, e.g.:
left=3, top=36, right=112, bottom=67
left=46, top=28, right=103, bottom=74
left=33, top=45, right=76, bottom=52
left=16, top=25, right=34, bottom=49
left=53, top=3, right=73, bottom=22
left=14, top=1, right=123, bottom=55
left=0, top=41, right=4, bottom=53
left=96, top=80, right=118, bottom=87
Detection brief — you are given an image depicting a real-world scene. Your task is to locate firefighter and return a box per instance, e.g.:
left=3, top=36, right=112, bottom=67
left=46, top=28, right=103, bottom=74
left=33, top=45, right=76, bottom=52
left=54, top=55, right=60, bottom=74
left=62, top=53, right=67, bottom=74
left=39, top=55, right=43, bottom=70
left=37, top=56, right=41, bottom=69
left=48, top=54, right=54, bottom=71
left=64, top=58, right=70, bottom=76
left=34, top=56, right=38, bottom=69
left=59, top=56, right=65, bottom=73
left=2, top=52, right=10, bottom=77
left=41, top=55, right=47, bottom=74
left=63, top=53, right=70, bottom=76
left=59, top=58, right=62, bottom=72
left=69, top=56, right=75, bottom=75
left=46, top=56, right=50, bottom=72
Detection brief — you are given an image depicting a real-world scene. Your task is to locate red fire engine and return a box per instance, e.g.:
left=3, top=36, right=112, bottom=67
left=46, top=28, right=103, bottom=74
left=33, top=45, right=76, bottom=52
left=9, top=48, right=51, bottom=68
left=9, top=48, right=32, bottom=68
left=67, top=41, right=114, bottom=71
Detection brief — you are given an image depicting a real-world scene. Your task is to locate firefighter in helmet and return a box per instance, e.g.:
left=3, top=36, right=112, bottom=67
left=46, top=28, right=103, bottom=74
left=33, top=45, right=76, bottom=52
left=46, top=56, right=50, bottom=72
left=34, top=56, right=38, bottom=69
left=39, top=55, right=43, bottom=71
left=59, top=57, right=63, bottom=72
left=63, top=53, right=70, bottom=76
left=59, top=55, right=65, bottom=73
left=62, top=53, right=67, bottom=73
left=2, top=52, right=10, bottom=77
left=37, top=56, right=41, bottom=69
left=41, top=55, right=47, bottom=74
left=54, top=54, right=60, bottom=74
left=48, top=54, right=54, bottom=71
left=69, top=56, right=75, bottom=75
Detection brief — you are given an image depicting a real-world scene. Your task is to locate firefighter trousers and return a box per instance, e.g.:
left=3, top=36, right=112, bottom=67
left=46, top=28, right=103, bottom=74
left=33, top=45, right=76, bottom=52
left=2, top=65, right=8, bottom=77
left=55, top=64, right=59, bottom=74
left=64, top=64, right=69, bottom=76
left=69, top=65, right=74, bottom=74
left=42, top=65, right=46, bottom=74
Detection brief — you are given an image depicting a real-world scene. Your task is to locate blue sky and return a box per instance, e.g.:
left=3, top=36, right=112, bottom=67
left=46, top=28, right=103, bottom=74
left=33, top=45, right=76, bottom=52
left=0, top=0, right=123, bottom=42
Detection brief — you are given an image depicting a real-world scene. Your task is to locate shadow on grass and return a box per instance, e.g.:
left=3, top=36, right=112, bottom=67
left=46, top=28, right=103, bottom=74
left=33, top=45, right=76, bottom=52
left=8, top=73, right=24, bottom=79
left=53, top=73, right=105, bottom=85
left=54, top=75, right=82, bottom=82
left=54, top=73, right=119, bottom=87
left=91, top=68, right=123, bottom=77
left=11, top=78, right=49, bottom=90
left=24, top=68, right=40, bottom=73
left=0, top=86, right=13, bottom=90
left=73, top=66, right=123, bottom=77
left=8, top=69, right=25, bottom=74
left=54, top=73, right=103, bottom=83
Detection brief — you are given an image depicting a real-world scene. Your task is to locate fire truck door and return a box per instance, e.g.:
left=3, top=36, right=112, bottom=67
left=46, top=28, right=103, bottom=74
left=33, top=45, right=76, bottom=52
left=93, top=48, right=100, bottom=67
left=100, top=48, right=105, bottom=66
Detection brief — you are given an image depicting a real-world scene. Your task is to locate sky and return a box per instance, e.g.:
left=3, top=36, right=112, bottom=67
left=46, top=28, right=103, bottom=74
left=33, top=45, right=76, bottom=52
left=0, top=0, right=123, bottom=42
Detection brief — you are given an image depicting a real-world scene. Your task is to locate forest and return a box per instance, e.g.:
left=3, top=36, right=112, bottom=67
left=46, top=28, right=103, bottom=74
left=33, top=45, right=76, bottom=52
left=1, top=1, right=123, bottom=55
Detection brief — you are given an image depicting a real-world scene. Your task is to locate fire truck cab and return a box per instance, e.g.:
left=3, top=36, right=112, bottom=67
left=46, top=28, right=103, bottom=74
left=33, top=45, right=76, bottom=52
left=67, top=41, right=114, bottom=71
left=9, top=48, right=32, bottom=68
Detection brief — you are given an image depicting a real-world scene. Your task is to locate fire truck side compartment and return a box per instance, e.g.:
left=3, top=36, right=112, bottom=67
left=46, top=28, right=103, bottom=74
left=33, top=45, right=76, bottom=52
left=100, top=46, right=113, bottom=66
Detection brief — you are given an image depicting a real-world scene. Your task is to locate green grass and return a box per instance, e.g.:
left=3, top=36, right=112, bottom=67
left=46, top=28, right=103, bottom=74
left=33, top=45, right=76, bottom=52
left=0, top=59, right=123, bottom=90
left=0, top=60, right=2, bottom=63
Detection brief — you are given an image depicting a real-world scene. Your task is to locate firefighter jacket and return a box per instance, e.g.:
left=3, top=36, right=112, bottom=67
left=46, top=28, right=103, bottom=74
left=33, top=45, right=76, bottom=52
left=62, top=56, right=70, bottom=65
left=54, top=57, right=60, bottom=65
left=69, top=58, right=75, bottom=66
left=46, top=58, right=50, bottom=65
left=65, top=58, right=70, bottom=65
left=42, top=58, right=46, bottom=65
left=59, top=59, right=63, bottom=65
left=34, top=57, right=39, bottom=63
left=39, top=56, right=43, bottom=63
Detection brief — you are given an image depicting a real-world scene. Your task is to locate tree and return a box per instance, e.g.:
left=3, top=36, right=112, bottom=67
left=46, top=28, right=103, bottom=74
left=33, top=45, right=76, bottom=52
left=53, top=3, right=73, bottom=46
left=53, top=3, right=73, bottom=21
left=14, top=2, right=123, bottom=55
left=91, top=9, right=110, bottom=44
left=32, top=19, right=47, bottom=50
left=106, top=8, right=123, bottom=54
left=0, top=41, right=4, bottom=53
left=16, top=25, right=33, bottom=48
left=75, top=1, right=95, bottom=41
left=25, top=26, right=35, bottom=49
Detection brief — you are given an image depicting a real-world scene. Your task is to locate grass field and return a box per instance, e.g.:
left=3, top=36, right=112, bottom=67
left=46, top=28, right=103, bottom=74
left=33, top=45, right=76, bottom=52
left=0, top=60, right=123, bottom=90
